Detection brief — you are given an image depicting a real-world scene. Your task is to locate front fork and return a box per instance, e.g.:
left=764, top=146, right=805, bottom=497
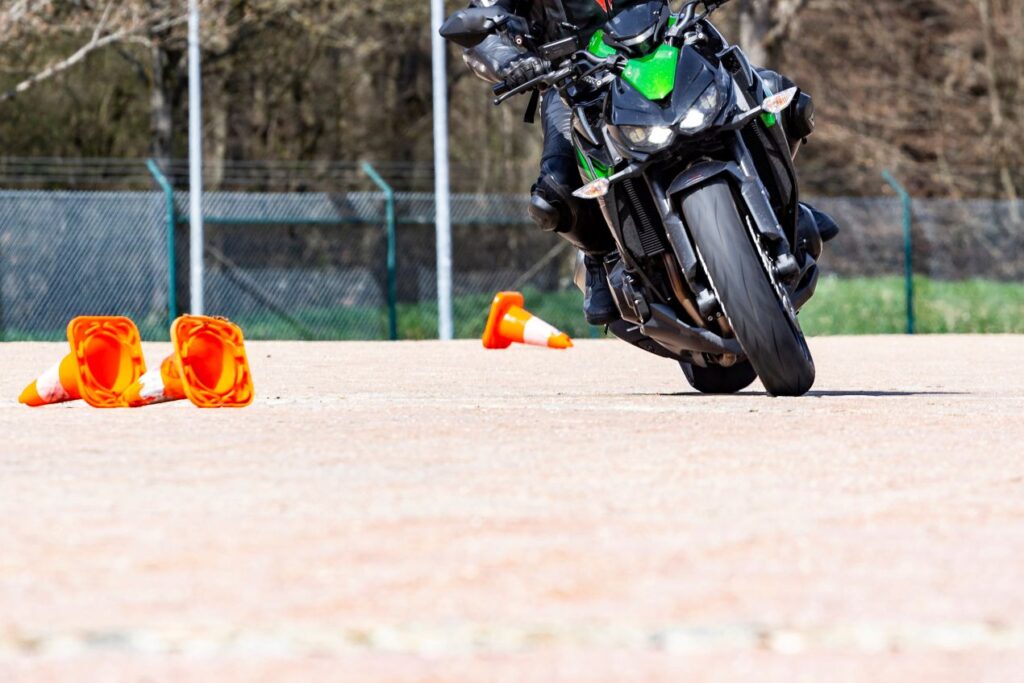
left=729, top=134, right=802, bottom=281
left=729, top=133, right=819, bottom=311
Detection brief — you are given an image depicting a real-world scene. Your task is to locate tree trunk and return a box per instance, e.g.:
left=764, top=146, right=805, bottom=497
left=737, top=0, right=772, bottom=67
left=205, top=69, right=229, bottom=190
left=735, top=0, right=808, bottom=68
left=149, top=41, right=174, bottom=165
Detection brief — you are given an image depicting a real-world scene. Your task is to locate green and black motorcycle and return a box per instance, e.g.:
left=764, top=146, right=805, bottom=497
left=442, top=0, right=821, bottom=396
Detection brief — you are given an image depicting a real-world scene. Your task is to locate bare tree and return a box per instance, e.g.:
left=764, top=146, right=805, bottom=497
left=1, top=0, right=1021, bottom=199
left=0, top=3, right=187, bottom=104
left=735, top=0, right=809, bottom=66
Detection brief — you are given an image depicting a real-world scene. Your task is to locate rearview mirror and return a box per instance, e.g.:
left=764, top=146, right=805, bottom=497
left=439, top=7, right=510, bottom=48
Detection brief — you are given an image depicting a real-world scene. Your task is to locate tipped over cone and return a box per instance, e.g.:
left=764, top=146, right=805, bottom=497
left=19, top=316, right=146, bottom=408
left=123, top=315, right=254, bottom=408
left=18, top=354, right=81, bottom=407
left=482, top=292, right=573, bottom=350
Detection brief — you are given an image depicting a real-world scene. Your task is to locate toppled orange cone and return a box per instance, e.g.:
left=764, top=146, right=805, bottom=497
left=122, top=315, right=254, bottom=408
left=482, top=291, right=573, bottom=350
left=19, top=316, right=147, bottom=408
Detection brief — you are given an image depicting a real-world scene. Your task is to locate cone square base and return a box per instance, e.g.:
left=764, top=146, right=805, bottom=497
left=69, top=316, right=147, bottom=408
left=171, top=316, right=254, bottom=408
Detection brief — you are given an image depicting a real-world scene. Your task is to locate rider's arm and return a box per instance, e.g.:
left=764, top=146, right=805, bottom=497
left=460, top=0, right=526, bottom=84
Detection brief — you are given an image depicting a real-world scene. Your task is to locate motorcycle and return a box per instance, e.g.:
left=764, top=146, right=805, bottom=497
left=442, top=0, right=821, bottom=396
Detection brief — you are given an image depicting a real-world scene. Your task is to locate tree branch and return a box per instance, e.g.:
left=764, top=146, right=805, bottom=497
left=0, top=13, right=187, bottom=104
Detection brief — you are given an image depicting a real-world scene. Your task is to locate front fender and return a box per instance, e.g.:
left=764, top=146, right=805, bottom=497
left=666, top=161, right=744, bottom=197
left=666, top=160, right=788, bottom=245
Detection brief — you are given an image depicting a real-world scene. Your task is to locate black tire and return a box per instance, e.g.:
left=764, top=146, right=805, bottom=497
left=681, top=180, right=815, bottom=397
left=680, top=360, right=758, bottom=395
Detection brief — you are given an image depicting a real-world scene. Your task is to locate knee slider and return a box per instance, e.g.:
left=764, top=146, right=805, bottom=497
left=529, top=193, right=562, bottom=232
left=529, top=175, right=575, bottom=233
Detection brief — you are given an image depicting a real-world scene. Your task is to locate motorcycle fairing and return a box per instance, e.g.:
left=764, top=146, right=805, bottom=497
left=606, top=47, right=723, bottom=127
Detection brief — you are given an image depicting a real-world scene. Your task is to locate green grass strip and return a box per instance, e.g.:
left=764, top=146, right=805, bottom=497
left=3, top=277, right=1022, bottom=341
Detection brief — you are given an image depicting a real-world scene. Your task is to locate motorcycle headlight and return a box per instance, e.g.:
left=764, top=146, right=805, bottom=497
left=617, top=124, right=676, bottom=153
left=677, top=81, right=727, bottom=134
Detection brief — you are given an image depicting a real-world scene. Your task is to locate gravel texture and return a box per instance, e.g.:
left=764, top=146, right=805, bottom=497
left=1, top=336, right=1023, bottom=681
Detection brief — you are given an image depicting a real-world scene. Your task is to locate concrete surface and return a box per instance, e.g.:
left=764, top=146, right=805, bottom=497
left=1, top=336, right=1023, bottom=681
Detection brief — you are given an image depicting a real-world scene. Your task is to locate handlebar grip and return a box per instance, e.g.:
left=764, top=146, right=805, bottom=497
left=492, top=81, right=512, bottom=98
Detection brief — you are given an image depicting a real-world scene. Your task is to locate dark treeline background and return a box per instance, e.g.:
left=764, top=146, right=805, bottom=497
left=0, top=0, right=1021, bottom=198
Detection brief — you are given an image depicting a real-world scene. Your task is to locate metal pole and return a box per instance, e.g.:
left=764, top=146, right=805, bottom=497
left=430, top=0, right=453, bottom=340
left=362, top=162, right=399, bottom=341
left=882, top=170, right=915, bottom=335
left=188, top=0, right=205, bottom=315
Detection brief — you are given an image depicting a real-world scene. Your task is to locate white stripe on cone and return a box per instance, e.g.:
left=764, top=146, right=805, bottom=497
left=35, top=360, right=70, bottom=403
left=522, top=316, right=561, bottom=347
left=136, top=367, right=169, bottom=403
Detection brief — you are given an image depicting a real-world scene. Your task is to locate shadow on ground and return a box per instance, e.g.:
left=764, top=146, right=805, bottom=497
left=626, top=390, right=969, bottom=399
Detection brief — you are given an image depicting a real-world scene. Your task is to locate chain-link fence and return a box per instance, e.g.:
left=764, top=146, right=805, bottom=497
left=0, top=191, right=170, bottom=340
left=808, top=196, right=1024, bottom=335
left=0, top=183, right=575, bottom=341
left=1, top=164, right=1023, bottom=341
left=182, top=191, right=580, bottom=340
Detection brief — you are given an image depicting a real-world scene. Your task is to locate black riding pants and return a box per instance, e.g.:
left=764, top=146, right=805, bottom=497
left=536, top=94, right=616, bottom=255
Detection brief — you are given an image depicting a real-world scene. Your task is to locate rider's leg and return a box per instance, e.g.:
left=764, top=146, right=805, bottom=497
left=531, top=94, right=620, bottom=325
left=758, top=68, right=840, bottom=248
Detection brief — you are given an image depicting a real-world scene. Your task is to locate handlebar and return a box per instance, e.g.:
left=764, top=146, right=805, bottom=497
left=488, top=0, right=731, bottom=107
left=491, top=64, right=575, bottom=105
left=491, top=50, right=623, bottom=106
left=492, top=80, right=513, bottom=99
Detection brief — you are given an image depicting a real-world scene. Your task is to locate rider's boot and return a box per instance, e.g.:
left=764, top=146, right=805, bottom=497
left=796, top=204, right=824, bottom=262
left=807, top=204, right=840, bottom=243
left=530, top=175, right=620, bottom=325
left=796, top=203, right=841, bottom=262
left=582, top=254, right=619, bottom=325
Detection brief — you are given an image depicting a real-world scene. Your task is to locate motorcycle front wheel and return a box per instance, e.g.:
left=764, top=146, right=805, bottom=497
left=681, top=179, right=815, bottom=397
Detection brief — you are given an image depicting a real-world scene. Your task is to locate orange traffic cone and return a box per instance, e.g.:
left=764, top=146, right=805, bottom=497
left=482, top=292, right=573, bottom=350
left=122, top=315, right=254, bottom=408
left=19, top=316, right=147, bottom=408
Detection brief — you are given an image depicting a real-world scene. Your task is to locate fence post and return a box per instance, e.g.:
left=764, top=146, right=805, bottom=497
left=882, top=170, right=915, bottom=335
left=147, top=159, right=178, bottom=323
left=362, top=162, right=398, bottom=341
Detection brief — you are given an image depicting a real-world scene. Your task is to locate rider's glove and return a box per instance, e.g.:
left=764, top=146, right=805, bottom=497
left=500, top=54, right=551, bottom=89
